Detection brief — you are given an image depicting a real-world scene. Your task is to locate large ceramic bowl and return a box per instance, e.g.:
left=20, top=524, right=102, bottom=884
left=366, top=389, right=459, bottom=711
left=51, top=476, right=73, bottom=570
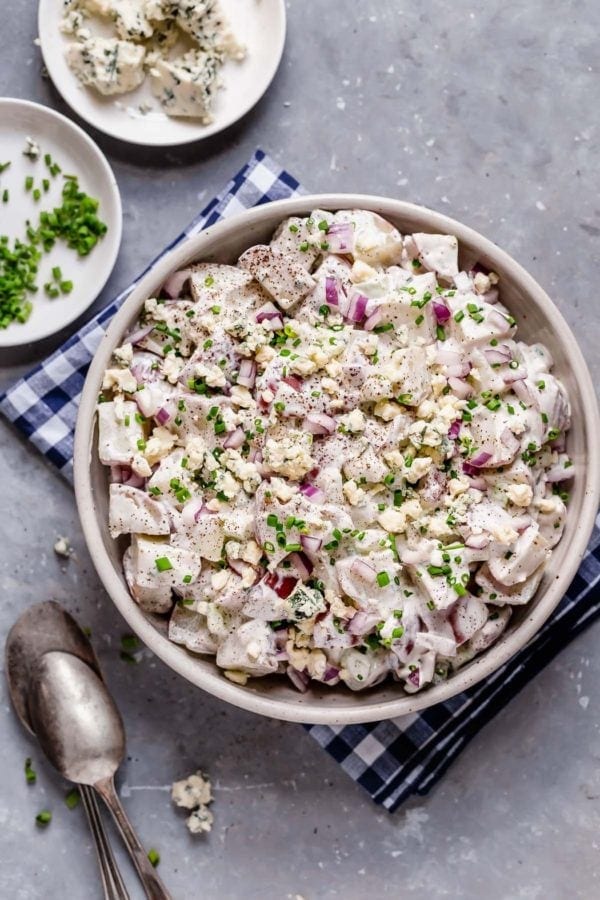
left=74, top=195, right=600, bottom=724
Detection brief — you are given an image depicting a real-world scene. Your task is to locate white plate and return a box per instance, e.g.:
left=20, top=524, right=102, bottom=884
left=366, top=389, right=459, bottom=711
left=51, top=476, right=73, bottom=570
left=0, top=98, right=122, bottom=348
left=38, top=0, right=287, bottom=147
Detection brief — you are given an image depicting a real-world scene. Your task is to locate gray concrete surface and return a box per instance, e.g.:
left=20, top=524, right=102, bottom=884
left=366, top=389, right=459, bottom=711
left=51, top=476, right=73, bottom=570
left=1, top=1, right=600, bottom=898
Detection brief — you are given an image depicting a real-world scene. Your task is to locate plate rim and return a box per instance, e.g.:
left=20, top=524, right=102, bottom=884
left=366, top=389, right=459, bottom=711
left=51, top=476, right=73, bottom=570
left=37, top=0, right=287, bottom=148
left=0, top=96, right=122, bottom=348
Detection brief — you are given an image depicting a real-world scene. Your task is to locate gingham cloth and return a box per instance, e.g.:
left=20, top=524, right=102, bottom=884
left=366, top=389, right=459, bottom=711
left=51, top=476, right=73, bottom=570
left=2, top=149, right=599, bottom=812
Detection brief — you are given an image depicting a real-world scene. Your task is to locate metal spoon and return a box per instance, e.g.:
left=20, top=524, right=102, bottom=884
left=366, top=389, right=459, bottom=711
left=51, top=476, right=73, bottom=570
left=27, top=650, right=172, bottom=900
left=5, top=601, right=129, bottom=899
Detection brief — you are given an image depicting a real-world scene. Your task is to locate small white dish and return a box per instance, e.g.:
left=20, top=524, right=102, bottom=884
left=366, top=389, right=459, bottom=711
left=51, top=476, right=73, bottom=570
left=37, top=0, right=287, bottom=147
left=0, top=98, right=122, bottom=348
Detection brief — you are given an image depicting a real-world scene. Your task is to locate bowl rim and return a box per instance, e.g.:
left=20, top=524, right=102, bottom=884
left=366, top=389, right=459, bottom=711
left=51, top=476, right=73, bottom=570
left=74, top=193, right=600, bottom=725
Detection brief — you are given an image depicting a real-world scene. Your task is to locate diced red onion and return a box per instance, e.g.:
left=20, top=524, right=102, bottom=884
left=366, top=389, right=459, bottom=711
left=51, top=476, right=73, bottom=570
left=227, top=557, right=255, bottom=579
left=463, top=458, right=492, bottom=475
left=303, top=412, right=336, bottom=435
left=237, top=359, right=257, bottom=388
left=448, top=419, right=461, bottom=440
left=223, top=426, right=245, bottom=450
left=448, top=376, right=472, bottom=398
left=156, top=406, right=172, bottom=426
left=299, top=483, right=326, bottom=504
left=287, top=666, right=310, bottom=693
left=482, top=288, right=499, bottom=304
left=300, top=534, right=323, bottom=553
left=325, top=276, right=340, bottom=306
left=323, top=666, right=340, bottom=682
left=484, top=345, right=512, bottom=365
left=110, top=464, right=124, bottom=483
left=346, top=291, right=369, bottom=323
left=162, top=268, right=191, bottom=299
left=282, top=374, right=303, bottom=391
left=350, top=558, right=377, bottom=583
left=363, top=306, right=384, bottom=332
left=256, top=302, right=284, bottom=328
left=289, top=551, right=313, bottom=580
left=545, top=464, right=571, bottom=483
left=446, top=362, right=471, bottom=378
left=465, top=533, right=490, bottom=549
left=123, top=469, right=146, bottom=489
left=433, top=301, right=451, bottom=323
left=326, top=222, right=354, bottom=254
left=513, top=379, right=535, bottom=406
left=500, top=428, right=521, bottom=456
left=264, top=572, right=297, bottom=599
left=348, top=610, right=380, bottom=634
left=126, top=324, right=155, bottom=346
left=470, top=450, right=493, bottom=467
left=181, top=497, right=205, bottom=526
left=407, top=669, right=420, bottom=688
left=466, top=474, right=488, bottom=491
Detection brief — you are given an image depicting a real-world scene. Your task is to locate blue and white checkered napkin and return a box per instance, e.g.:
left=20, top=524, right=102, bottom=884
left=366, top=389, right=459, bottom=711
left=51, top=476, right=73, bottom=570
left=2, top=149, right=599, bottom=811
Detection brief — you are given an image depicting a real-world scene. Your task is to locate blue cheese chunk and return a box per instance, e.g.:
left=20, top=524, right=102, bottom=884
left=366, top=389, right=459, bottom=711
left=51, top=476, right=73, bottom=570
left=65, top=37, right=146, bottom=95
left=149, top=50, right=220, bottom=121
left=83, top=0, right=154, bottom=41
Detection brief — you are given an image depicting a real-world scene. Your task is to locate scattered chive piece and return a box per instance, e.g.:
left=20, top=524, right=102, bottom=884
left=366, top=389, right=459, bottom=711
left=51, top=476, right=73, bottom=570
left=36, top=810, right=52, bottom=826
left=121, top=634, right=139, bottom=651
left=436, top=324, right=446, bottom=341
left=0, top=161, right=11, bottom=173
left=42, top=178, right=50, bottom=192
left=182, top=574, right=192, bottom=584
left=155, top=556, right=173, bottom=572
left=33, top=188, right=41, bottom=202
left=60, top=280, right=73, bottom=294
left=2, top=188, right=9, bottom=203
left=147, top=849, right=160, bottom=868
left=25, top=175, right=33, bottom=191
left=376, top=571, right=390, bottom=587
left=65, top=788, right=80, bottom=810
left=204, top=275, right=214, bottom=287
left=52, top=265, right=62, bottom=281
left=24, top=758, right=37, bottom=784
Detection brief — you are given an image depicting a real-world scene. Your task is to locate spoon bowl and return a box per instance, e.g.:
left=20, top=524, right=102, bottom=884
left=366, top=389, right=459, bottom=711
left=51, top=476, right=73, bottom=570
left=28, top=651, right=124, bottom=785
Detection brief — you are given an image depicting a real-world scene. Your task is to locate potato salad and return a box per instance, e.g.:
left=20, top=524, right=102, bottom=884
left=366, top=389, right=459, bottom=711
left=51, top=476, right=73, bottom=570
left=97, top=208, right=573, bottom=693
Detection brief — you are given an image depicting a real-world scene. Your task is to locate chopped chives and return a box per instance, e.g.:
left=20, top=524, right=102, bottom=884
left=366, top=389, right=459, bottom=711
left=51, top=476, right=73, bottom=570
left=376, top=571, right=390, bottom=587
left=155, top=557, right=173, bottom=572
left=24, top=758, right=37, bottom=784
left=147, top=849, right=160, bottom=868
left=25, top=175, right=33, bottom=191
left=65, top=788, right=80, bottom=810
left=36, top=810, right=52, bottom=826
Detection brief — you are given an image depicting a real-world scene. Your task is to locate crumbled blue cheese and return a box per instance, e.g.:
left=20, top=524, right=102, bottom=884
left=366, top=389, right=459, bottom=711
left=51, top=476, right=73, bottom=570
left=65, top=37, right=146, bottom=95
left=149, top=50, right=220, bottom=121
left=81, top=0, right=154, bottom=40
left=171, top=770, right=214, bottom=835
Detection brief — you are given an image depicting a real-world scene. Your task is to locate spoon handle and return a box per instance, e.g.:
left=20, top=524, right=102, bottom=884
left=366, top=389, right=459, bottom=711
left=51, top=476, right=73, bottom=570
left=80, top=785, right=130, bottom=900
left=95, top=777, right=173, bottom=900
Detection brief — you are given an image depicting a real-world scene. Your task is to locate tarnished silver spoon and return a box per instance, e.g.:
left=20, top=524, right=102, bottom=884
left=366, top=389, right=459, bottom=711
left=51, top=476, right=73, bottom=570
left=5, top=601, right=128, bottom=899
left=27, top=650, right=172, bottom=900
